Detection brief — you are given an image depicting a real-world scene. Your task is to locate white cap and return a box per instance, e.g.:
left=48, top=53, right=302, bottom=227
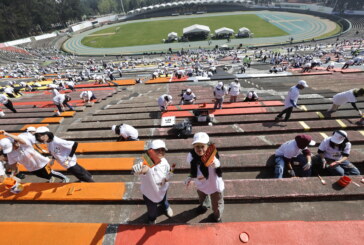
left=297, top=80, right=308, bottom=88
left=331, top=130, right=347, bottom=144
left=111, top=125, right=117, bottom=132
left=149, top=139, right=168, bottom=150
left=192, top=132, right=209, bottom=145
left=26, top=127, right=36, bottom=132
left=186, top=88, right=192, bottom=93
left=79, top=91, right=87, bottom=98
left=247, top=92, right=253, bottom=98
left=0, top=138, right=13, bottom=154
left=217, top=81, right=223, bottom=88
left=36, top=126, right=50, bottom=133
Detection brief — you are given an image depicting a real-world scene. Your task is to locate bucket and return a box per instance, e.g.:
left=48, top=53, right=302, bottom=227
left=337, top=176, right=352, bottom=187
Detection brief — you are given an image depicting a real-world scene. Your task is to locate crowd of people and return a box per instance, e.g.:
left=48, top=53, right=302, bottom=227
left=0, top=35, right=363, bottom=225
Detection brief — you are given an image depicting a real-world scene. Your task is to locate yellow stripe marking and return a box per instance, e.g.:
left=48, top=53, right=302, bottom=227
left=336, top=119, right=347, bottom=128
left=299, top=121, right=310, bottom=131
left=320, top=133, right=329, bottom=139
left=316, top=111, right=325, bottom=119
left=359, top=131, right=364, bottom=136
left=300, top=105, right=308, bottom=111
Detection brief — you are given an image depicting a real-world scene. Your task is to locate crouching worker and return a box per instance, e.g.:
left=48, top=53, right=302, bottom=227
left=158, top=94, right=173, bottom=112
left=0, top=130, right=69, bottom=183
left=80, top=91, right=97, bottom=103
left=35, top=127, right=94, bottom=182
left=180, top=88, right=196, bottom=105
left=274, top=134, right=316, bottom=178
left=53, top=93, right=74, bottom=112
left=185, top=132, right=224, bottom=223
left=132, top=140, right=173, bottom=224
left=243, top=91, right=259, bottom=102
left=315, top=130, right=360, bottom=176
left=111, top=124, right=139, bottom=141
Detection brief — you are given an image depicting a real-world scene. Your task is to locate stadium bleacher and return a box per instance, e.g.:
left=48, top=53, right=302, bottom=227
left=0, top=2, right=364, bottom=244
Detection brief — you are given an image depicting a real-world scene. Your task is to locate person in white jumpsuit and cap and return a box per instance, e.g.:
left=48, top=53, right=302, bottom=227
left=327, top=88, right=364, bottom=116
left=53, top=93, right=74, bottom=112
left=275, top=80, right=308, bottom=121
left=0, top=130, right=69, bottom=183
left=111, top=124, right=139, bottom=141
left=213, top=82, right=227, bottom=109
left=132, top=139, right=173, bottom=224
left=185, top=132, right=224, bottom=222
left=180, top=88, right=196, bottom=105
left=19, top=127, right=47, bottom=154
left=316, top=130, right=360, bottom=176
left=35, top=127, right=94, bottom=182
left=158, top=94, right=173, bottom=112
left=228, top=79, right=241, bottom=103
left=243, top=91, right=259, bottom=102
left=0, top=93, right=17, bottom=113
left=80, top=91, right=97, bottom=103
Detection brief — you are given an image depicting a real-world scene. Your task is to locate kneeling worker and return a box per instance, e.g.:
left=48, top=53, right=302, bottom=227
left=111, top=124, right=139, bottom=141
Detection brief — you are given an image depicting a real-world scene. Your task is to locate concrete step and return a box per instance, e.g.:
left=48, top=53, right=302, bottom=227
left=2, top=177, right=363, bottom=203
left=66, top=110, right=361, bottom=130
left=0, top=201, right=363, bottom=224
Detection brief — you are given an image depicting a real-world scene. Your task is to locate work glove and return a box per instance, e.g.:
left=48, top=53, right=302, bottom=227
left=132, top=162, right=143, bottom=175
left=211, top=158, right=221, bottom=168
left=287, top=169, right=296, bottom=177
left=64, top=157, right=71, bottom=167
left=302, top=162, right=311, bottom=171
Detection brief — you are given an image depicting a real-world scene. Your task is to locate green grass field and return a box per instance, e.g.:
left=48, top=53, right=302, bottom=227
left=81, top=14, right=288, bottom=48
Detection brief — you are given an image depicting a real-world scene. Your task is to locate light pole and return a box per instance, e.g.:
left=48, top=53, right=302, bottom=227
left=120, top=0, right=126, bottom=14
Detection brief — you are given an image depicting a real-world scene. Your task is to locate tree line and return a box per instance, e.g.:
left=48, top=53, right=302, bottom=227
left=0, top=0, right=177, bottom=43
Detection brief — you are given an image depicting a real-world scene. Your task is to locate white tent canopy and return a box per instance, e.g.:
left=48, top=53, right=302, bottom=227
left=238, top=27, right=251, bottom=34
left=168, top=32, right=178, bottom=38
left=183, top=24, right=210, bottom=34
left=215, top=27, right=234, bottom=35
